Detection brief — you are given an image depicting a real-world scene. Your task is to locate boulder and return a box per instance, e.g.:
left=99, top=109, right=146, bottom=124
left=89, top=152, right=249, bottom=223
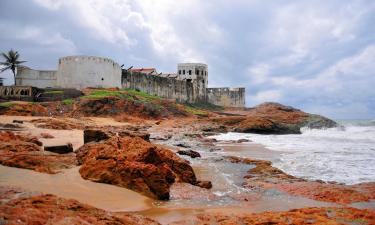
left=83, top=129, right=150, bottom=144
left=0, top=188, right=160, bottom=225
left=44, top=143, right=73, bottom=154
left=177, top=150, right=201, bottom=158
left=209, top=103, right=337, bottom=134
left=76, top=136, right=198, bottom=200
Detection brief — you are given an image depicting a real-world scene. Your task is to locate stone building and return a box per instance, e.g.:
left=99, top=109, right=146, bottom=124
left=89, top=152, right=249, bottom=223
left=14, top=55, right=245, bottom=107
left=16, top=55, right=121, bottom=89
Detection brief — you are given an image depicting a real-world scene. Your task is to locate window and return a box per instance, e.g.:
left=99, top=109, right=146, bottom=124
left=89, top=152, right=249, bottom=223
left=188, top=70, right=192, bottom=75
left=178, top=70, right=181, bottom=75
left=195, top=69, right=199, bottom=75
left=205, top=71, right=207, bottom=75
left=183, top=70, right=185, bottom=75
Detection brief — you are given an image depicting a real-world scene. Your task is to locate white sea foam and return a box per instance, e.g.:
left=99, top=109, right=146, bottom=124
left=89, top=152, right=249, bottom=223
left=211, top=120, right=375, bottom=185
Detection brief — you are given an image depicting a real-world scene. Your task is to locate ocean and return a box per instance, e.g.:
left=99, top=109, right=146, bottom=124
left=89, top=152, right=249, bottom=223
left=211, top=120, right=375, bottom=185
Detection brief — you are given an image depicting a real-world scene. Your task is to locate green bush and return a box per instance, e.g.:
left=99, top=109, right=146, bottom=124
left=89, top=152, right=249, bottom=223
left=0, top=102, right=14, bottom=108
left=62, top=99, right=74, bottom=105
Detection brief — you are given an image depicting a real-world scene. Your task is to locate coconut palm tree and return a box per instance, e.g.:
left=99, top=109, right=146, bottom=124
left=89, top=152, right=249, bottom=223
left=0, top=49, right=26, bottom=85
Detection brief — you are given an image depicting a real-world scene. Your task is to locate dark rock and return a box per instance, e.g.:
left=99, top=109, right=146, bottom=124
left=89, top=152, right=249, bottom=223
left=177, top=150, right=201, bottom=158
left=237, top=139, right=251, bottom=143
left=175, top=143, right=191, bottom=148
left=84, top=129, right=111, bottom=144
left=44, top=143, right=73, bottom=154
left=195, top=180, right=212, bottom=189
left=12, top=120, right=23, bottom=124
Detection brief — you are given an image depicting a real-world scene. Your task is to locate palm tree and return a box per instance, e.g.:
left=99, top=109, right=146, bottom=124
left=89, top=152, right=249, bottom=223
left=0, top=49, right=26, bottom=85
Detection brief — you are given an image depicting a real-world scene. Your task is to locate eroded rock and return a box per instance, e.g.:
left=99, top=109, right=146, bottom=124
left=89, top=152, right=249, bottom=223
left=76, top=136, right=199, bottom=200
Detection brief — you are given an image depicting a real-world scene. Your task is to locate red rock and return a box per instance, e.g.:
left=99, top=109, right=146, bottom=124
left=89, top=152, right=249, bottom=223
left=76, top=136, right=198, bottom=200
left=0, top=187, right=160, bottom=225
left=0, top=131, right=76, bottom=174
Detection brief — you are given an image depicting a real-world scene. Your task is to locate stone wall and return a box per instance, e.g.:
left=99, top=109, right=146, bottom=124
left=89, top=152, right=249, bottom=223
left=122, top=71, right=199, bottom=103
left=16, top=66, right=57, bottom=88
left=57, top=56, right=122, bottom=89
left=207, top=87, right=245, bottom=107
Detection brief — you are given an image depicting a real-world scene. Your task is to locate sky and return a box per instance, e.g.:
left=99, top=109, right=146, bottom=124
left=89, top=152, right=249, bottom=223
left=0, top=0, right=374, bottom=119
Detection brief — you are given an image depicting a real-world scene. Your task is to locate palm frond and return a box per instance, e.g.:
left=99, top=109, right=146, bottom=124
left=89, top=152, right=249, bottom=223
left=0, top=66, right=12, bottom=73
left=1, top=52, right=11, bottom=62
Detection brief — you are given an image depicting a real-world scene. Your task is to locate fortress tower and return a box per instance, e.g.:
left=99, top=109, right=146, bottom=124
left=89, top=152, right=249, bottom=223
left=177, top=63, right=208, bottom=102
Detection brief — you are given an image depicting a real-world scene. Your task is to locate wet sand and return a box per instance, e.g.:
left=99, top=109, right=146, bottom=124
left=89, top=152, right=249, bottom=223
left=0, top=165, right=154, bottom=212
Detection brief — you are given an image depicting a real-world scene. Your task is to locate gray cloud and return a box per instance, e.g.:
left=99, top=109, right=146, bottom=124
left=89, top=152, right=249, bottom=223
left=0, top=0, right=374, bottom=119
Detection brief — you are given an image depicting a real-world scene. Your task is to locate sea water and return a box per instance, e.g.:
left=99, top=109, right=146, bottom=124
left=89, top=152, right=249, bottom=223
left=211, top=120, right=375, bottom=185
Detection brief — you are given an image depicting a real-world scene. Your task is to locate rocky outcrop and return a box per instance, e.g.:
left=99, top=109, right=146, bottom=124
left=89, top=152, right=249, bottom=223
left=83, top=129, right=150, bottom=144
left=0, top=186, right=159, bottom=225
left=0, top=103, right=48, bottom=116
left=173, top=207, right=375, bottom=225
left=177, top=150, right=201, bottom=158
left=31, top=118, right=85, bottom=130
left=76, top=136, right=208, bottom=200
left=0, top=131, right=77, bottom=174
left=228, top=156, right=375, bottom=204
left=208, top=102, right=337, bottom=134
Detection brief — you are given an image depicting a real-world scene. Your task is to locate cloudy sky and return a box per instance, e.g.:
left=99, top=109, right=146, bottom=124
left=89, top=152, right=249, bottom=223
left=0, top=0, right=374, bottom=119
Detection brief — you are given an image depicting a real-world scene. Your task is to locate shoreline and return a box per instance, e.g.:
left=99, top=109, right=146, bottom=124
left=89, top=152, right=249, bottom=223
left=0, top=115, right=374, bottom=224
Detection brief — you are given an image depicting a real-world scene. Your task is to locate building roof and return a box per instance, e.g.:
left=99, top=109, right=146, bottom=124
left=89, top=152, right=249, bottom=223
left=128, top=68, right=157, bottom=74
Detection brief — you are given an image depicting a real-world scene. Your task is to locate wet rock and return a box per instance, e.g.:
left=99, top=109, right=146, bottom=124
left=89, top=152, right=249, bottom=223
left=0, top=131, right=76, bottom=174
left=236, top=139, right=251, bottom=143
left=175, top=207, right=375, bottom=225
left=175, top=143, right=191, bottom=148
left=44, top=143, right=73, bottom=154
left=84, top=129, right=111, bottom=144
left=0, top=187, right=160, bottom=225
left=177, top=150, right=201, bottom=158
left=151, top=134, right=173, bottom=141
left=209, top=147, right=222, bottom=152
left=195, top=180, right=212, bottom=189
left=76, top=136, right=198, bottom=200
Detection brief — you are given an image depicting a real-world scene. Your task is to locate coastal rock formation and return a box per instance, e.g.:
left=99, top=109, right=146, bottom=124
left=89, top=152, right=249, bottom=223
left=76, top=136, right=207, bottom=200
left=208, top=102, right=337, bottom=134
left=0, top=186, right=159, bottom=225
left=227, top=156, right=375, bottom=204
left=31, top=118, right=85, bottom=130
left=83, top=129, right=150, bottom=144
left=0, top=131, right=77, bottom=174
left=174, top=207, right=375, bottom=225
left=0, top=103, right=48, bottom=116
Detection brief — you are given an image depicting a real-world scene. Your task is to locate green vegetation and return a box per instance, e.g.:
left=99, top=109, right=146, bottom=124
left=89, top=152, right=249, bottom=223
left=81, top=89, right=160, bottom=103
left=185, top=106, right=208, bottom=116
left=122, top=88, right=161, bottom=101
left=62, top=98, right=74, bottom=105
left=0, top=102, right=14, bottom=108
left=44, top=90, right=64, bottom=94
left=81, top=90, right=129, bottom=99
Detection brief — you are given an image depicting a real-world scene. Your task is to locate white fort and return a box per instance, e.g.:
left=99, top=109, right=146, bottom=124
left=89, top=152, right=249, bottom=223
left=15, top=55, right=245, bottom=107
left=16, top=56, right=121, bottom=89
